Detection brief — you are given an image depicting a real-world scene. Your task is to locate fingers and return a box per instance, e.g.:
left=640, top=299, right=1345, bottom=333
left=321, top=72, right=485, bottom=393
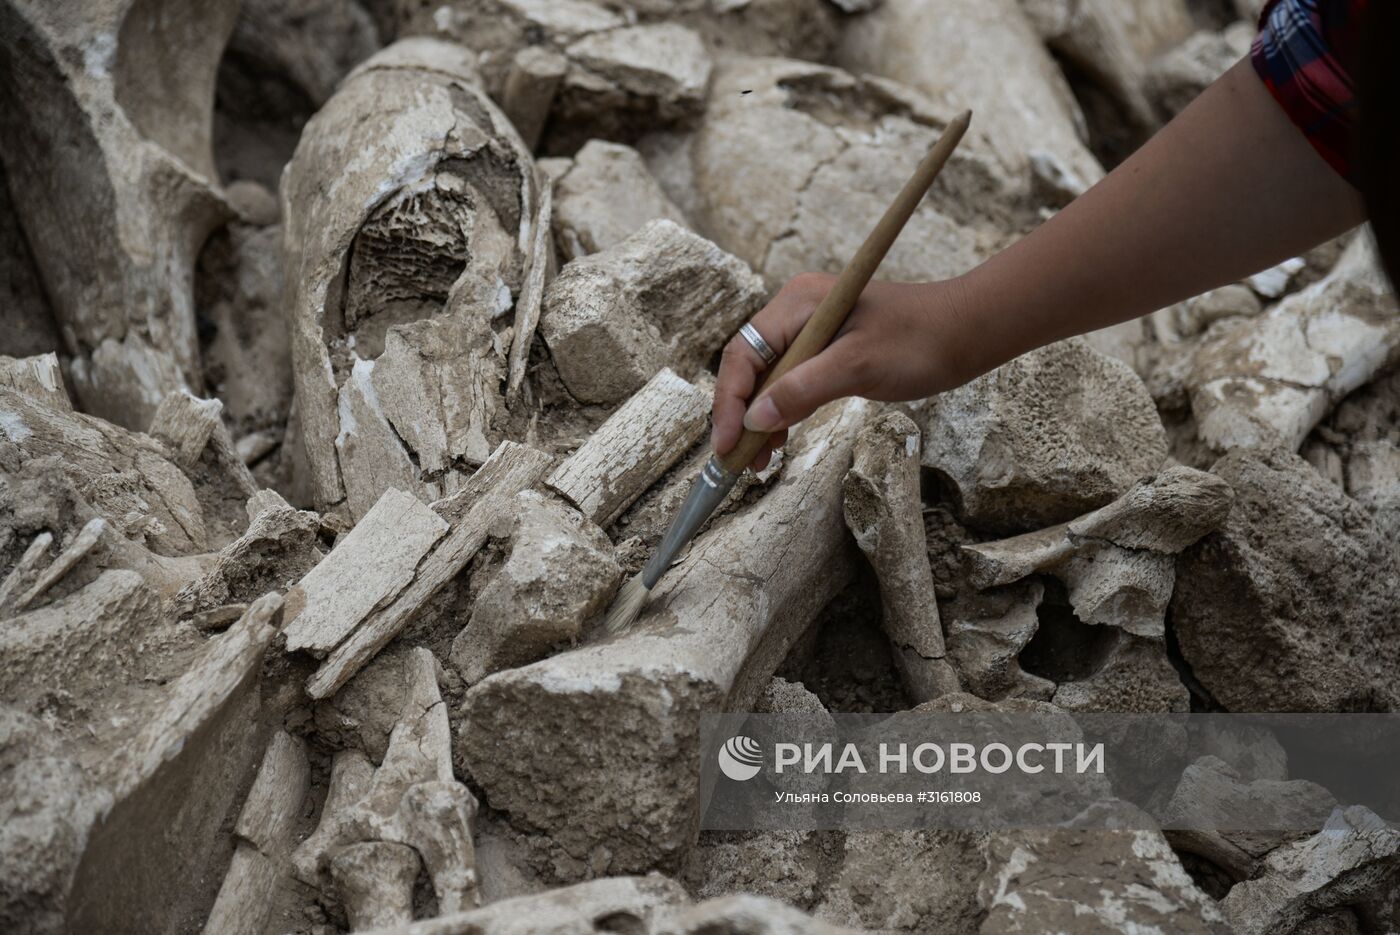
left=712, top=274, right=834, bottom=455
left=742, top=335, right=869, bottom=435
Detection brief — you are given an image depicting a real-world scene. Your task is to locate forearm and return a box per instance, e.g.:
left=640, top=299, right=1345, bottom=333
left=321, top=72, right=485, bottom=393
left=954, top=59, right=1366, bottom=374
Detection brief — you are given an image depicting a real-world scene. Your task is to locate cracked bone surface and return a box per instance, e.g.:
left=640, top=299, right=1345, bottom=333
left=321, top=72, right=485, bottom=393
left=460, top=399, right=872, bottom=876
left=950, top=466, right=1231, bottom=710
left=282, top=38, right=542, bottom=517
left=551, top=140, right=691, bottom=261
left=836, top=0, right=1103, bottom=190
left=539, top=219, right=765, bottom=405
left=923, top=338, right=1169, bottom=533
left=0, top=0, right=237, bottom=429
left=843, top=410, right=960, bottom=702
left=1190, top=237, right=1400, bottom=453
left=450, top=489, right=621, bottom=684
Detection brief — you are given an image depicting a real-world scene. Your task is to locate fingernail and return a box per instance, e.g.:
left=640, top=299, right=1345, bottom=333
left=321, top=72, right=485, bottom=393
left=744, top=396, right=781, bottom=432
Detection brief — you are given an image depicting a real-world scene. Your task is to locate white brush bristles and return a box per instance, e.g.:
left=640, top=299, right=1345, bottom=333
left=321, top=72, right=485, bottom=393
left=603, top=573, right=651, bottom=635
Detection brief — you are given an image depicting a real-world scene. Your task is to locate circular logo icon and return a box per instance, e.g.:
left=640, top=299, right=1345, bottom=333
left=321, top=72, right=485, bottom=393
left=717, top=735, right=763, bottom=781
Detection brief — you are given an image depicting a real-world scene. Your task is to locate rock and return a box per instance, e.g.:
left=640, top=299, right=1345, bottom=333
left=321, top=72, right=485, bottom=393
left=1172, top=448, right=1400, bottom=711
left=1221, top=806, right=1400, bottom=935
left=450, top=490, right=621, bottom=684
left=1190, top=238, right=1400, bottom=453
left=923, top=339, right=1168, bottom=533
left=661, top=894, right=864, bottom=935
left=0, top=0, right=238, bottom=428
left=683, top=832, right=825, bottom=911
left=978, top=828, right=1229, bottom=933
left=1147, top=23, right=1255, bottom=119
left=540, top=218, right=765, bottom=404
left=552, top=140, right=689, bottom=260
left=283, top=38, right=543, bottom=515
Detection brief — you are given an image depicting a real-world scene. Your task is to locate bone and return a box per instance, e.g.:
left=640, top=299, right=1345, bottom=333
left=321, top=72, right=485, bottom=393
left=0, top=0, right=237, bottom=428
left=1190, top=237, right=1400, bottom=452
left=176, top=502, right=323, bottom=617
left=282, top=488, right=448, bottom=656
left=306, top=441, right=552, bottom=699
left=506, top=180, right=553, bottom=404
left=459, top=399, right=872, bottom=876
left=546, top=367, right=711, bottom=526
left=0, top=353, right=70, bottom=411
left=0, top=531, right=53, bottom=609
left=330, top=841, right=421, bottom=931
left=10, top=517, right=106, bottom=612
left=501, top=46, right=568, bottom=151
left=843, top=410, right=959, bottom=702
left=396, top=780, right=482, bottom=914
left=292, top=749, right=376, bottom=887
left=149, top=391, right=225, bottom=468
left=450, top=490, right=621, bottom=683
left=283, top=38, right=536, bottom=514
left=203, top=731, right=311, bottom=935
left=540, top=219, right=764, bottom=404
left=551, top=141, right=690, bottom=261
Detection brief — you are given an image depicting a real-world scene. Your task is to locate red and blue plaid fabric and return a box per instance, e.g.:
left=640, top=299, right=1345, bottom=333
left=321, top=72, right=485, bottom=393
left=1252, top=0, right=1366, bottom=182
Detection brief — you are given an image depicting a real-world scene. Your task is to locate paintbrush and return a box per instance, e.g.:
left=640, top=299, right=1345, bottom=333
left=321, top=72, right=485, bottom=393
left=604, top=109, right=973, bottom=635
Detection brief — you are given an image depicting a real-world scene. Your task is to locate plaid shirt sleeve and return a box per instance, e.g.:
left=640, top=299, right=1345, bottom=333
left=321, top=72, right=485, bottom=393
left=1252, top=0, right=1366, bottom=182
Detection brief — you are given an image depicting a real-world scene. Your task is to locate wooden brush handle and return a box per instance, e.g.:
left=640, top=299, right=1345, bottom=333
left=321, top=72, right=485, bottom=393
left=719, top=110, right=972, bottom=475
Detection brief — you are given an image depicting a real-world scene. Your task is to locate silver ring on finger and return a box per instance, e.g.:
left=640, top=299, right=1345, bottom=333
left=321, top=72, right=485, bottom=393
left=740, top=322, right=778, bottom=366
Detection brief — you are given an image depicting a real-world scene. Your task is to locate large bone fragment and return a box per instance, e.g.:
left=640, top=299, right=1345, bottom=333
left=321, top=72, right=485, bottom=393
left=307, top=441, right=552, bottom=699
left=67, top=595, right=283, bottom=933
left=282, top=489, right=448, bottom=656
left=546, top=367, right=710, bottom=526
left=331, top=841, right=420, bottom=931
left=551, top=141, right=689, bottom=261
left=835, top=0, right=1102, bottom=190
left=283, top=39, right=538, bottom=514
left=1190, top=237, right=1400, bottom=452
left=506, top=180, right=553, bottom=404
left=842, top=410, right=959, bottom=702
left=461, top=400, right=871, bottom=876
left=293, top=750, right=376, bottom=886
left=0, top=0, right=238, bottom=428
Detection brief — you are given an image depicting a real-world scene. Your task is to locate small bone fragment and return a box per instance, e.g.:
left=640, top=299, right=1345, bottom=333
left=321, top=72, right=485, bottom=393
left=201, top=845, right=278, bottom=935
left=842, top=411, right=959, bottom=701
left=546, top=367, right=710, bottom=526
left=282, top=489, right=448, bottom=656
left=234, top=730, right=310, bottom=854
left=306, top=442, right=552, bottom=699
left=506, top=180, right=553, bottom=404
left=12, top=517, right=106, bottom=611
left=0, top=353, right=70, bottom=411
left=551, top=141, right=689, bottom=260
left=292, top=749, right=375, bottom=886
left=245, top=488, right=293, bottom=522
left=0, top=531, right=52, bottom=608
left=330, top=841, right=420, bottom=931
left=192, top=604, right=248, bottom=632
left=149, top=391, right=223, bottom=467
left=501, top=46, right=568, bottom=151
left=176, top=503, right=323, bottom=616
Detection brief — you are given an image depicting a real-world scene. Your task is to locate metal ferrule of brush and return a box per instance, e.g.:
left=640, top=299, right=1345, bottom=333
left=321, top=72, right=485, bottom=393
left=640, top=455, right=740, bottom=588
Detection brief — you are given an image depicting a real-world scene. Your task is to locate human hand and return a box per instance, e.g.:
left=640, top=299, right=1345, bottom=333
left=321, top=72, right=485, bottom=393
left=711, top=272, right=978, bottom=471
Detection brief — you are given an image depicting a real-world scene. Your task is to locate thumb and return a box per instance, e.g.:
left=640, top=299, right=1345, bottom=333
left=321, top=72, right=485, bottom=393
left=742, top=341, right=866, bottom=434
